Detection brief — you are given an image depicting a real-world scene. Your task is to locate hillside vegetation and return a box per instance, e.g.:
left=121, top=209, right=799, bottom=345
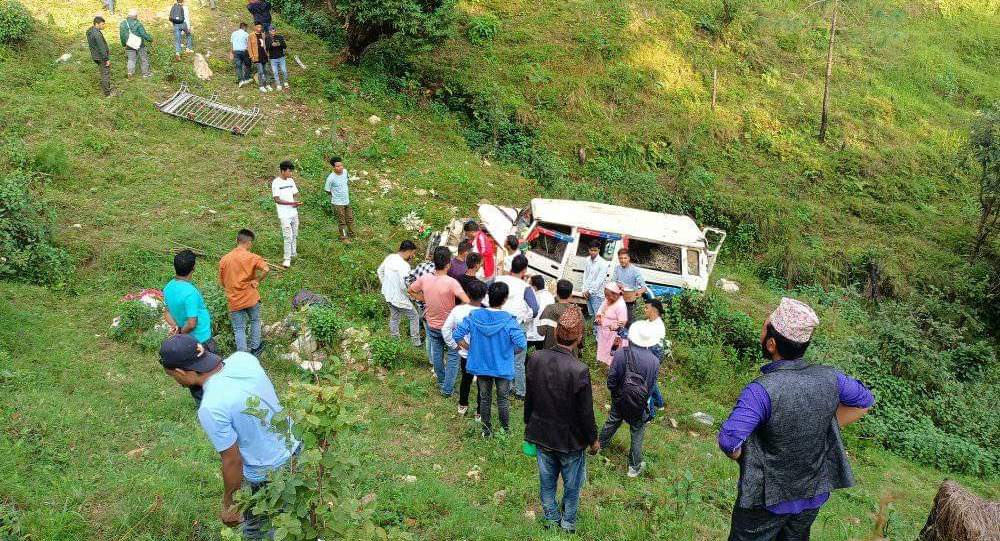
left=0, top=0, right=998, bottom=539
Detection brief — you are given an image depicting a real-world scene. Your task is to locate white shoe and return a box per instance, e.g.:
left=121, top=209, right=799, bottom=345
left=458, top=405, right=469, bottom=416
left=474, top=413, right=481, bottom=423
left=627, top=462, right=646, bottom=478
left=266, top=85, right=274, bottom=91
left=238, top=79, right=248, bottom=87
left=259, top=86, right=266, bottom=93
left=282, top=260, right=291, bottom=268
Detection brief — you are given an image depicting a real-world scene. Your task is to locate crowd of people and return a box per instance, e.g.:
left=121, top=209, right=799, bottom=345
left=87, top=0, right=289, bottom=96
left=88, top=3, right=879, bottom=535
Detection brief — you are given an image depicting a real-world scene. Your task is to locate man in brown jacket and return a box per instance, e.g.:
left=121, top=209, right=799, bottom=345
left=247, top=22, right=272, bottom=92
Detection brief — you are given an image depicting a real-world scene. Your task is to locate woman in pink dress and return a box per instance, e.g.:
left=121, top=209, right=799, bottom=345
left=595, top=283, right=628, bottom=366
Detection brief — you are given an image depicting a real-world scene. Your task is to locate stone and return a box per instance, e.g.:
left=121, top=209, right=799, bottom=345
left=716, top=278, right=740, bottom=293
left=57, top=53, right=72, bottom=63
left=669, top=418, right=679, bottom=429
left=692, top=411, right=715, bottom=426
left=192, top=53, right=213, bottom=80
left=368, top=115, right=381, bottom=125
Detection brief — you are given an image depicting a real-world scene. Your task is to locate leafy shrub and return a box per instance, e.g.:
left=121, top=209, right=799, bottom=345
left=137, top=326, right=171, bottom=353
left=346, top=293, right=384, bottom=323
left=466, top=13, right=500, bottom=45
left=201, top=282, right=232, bottom=338
left=0, top=170, right=72, bottom=286
left=360, top=125, right=409, bottom=162
left=369, top=334, right=410, bottom=370
left=32, top=141, right=70, bottom=178
left=0, top=0, right=32, bottom=45
left=108, top=300, right=161, bottom=341
left=307, top=305, right=347, bottom=347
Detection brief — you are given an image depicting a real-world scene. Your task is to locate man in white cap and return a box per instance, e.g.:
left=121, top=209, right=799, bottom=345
left=597, top=319, right=661, bottom=478
left=718, top=297, right=874, bottom=541
left=119, top=8, right=153, bottom=78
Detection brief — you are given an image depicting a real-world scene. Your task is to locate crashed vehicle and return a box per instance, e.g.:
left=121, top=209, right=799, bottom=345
left=429, top=198, right=726, bottom=297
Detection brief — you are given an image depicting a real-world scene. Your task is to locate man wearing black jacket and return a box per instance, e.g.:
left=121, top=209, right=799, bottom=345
left=247, top=0, right=273, bottom=31
left=86, top=16, right=111, bottom=97
left=524, top=307, right=599, bottom=533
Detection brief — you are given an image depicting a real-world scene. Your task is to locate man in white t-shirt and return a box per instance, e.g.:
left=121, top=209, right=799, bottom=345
left=377, top=240, right=421, bottom=346
left=271, top=160, right=300, bottom=268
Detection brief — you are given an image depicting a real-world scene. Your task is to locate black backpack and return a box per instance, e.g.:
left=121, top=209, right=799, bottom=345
left=613, top=347, right=651, bottom=424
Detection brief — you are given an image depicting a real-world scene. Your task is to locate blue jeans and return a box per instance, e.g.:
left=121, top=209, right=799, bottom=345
left=537, top=448, right=587, bottom=532
left=254, top=62, right=271, bottom=86
left=513, top=321, right=529, bottom=396
left=586, top=294, right=603, bottom=337
left=648, top=345, right=664, bottom=418
left=172, top=23, right=192, bottom=53
left=233, top=50, right=250, bottom=82
left=230, top=303, right=262, bottom=353
left=269, top=57, right=288, bottom=86
left=426, top=327, right=459, bottom=396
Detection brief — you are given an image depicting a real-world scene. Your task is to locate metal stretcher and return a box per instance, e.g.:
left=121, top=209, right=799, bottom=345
left=156, top=83, right=262, bottom=135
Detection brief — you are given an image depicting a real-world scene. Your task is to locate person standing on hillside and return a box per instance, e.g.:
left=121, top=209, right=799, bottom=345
left=323, top=157, right=354, bottom=243
left=247, top=0, right=273, bottom=32
left=163, top=249, right=214, bottom=404
left=158, top=334, right=298, bottom=539
left=168, top=0, right=193, bottom=61
left=247, top=23, right=273, bottom=92
left=524, top=307, right=599, bottom=533
left=464, top=221, right=497, bottom=282
left=409, top=247, right=470, bottom=396
left=119, top=9, right=153, bottom=78
left=271, top=160, right=300, bottom=268
left=456, top=252, right=482, bottom=295
left=218, top=229, right=270, bottom=356
left=537, top=279, right=578, bottom=355
left=597, top=320, right=660, bottom=478
left=102, top=0, right=115, bottom=15
left=377, top=240, right=421, bottom=347
left=718, top=298, right=874, bottom=541
left=494, top=254, right=539, bottom=399
left=594, top=283, right=628, bottom=366
left=643, top=299, right=668, bottom=419
left=453, top=281, right=527, bottom=437
left=87, top=16, right=112, bottom=97
left=448, top=240, right=471, bottom=281
left=442, top=279, right=487, bottom=416
left=612, top=248, right=647, bottom=327
left=525, top=275, right=554, bottom=351
left=265, top=27, right=289, bottom=90
left=230, top=22, right=252, bottom=86
left=501, top=235, right=520, bottom=275
left=582, top=240, right=610, bottom=329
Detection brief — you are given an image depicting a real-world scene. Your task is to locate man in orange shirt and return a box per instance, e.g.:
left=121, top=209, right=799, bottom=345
left=218, top=229, right=270, bottom=355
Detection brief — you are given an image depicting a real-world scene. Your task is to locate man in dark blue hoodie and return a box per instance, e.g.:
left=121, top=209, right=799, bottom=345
left=453, top=281, right=527, bottom=437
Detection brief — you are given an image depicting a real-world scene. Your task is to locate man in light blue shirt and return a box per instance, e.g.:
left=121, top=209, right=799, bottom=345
left=613, top=248, right=647, bottom=327
left=230, top=22, right=251, bottom=86
left=159, top=334, right=298, bottom=540
left=581, top=240, right=610, bottom=334
left=323, top=156, right=354, bottom=243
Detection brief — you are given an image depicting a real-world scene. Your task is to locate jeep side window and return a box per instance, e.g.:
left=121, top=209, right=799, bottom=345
left=686, top=248, right=701, bottom=276
left=629, top=239, right=682, bottom=274
left=528, top=221, right=571, bottom=262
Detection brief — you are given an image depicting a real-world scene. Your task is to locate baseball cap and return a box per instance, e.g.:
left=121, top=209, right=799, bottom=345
left=159, top=334, right=222, bottom=372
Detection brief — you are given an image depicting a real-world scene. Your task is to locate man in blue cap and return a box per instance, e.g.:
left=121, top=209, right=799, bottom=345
left=159, top=335, right=299, bottom=539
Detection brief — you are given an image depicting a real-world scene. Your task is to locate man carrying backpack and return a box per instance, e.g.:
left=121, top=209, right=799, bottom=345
left=119, top=9, right=153, bottom=78
left=169, top=0, right=193, bottom=60
left=597, top=319, right=660, bottom=478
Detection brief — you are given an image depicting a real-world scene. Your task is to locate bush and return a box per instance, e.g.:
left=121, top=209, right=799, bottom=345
left=0, top=170, right=72, bottom=286
left=0, top=0, right=32, bottom=45
left=307, top=305, right=347, bottom=347
left=108, top=300, right=161, bottom=341
left=32, top=141, right=70, bottom=178
left=466, top=13, right=500, bottom=45
left=369, top=334, right=410, bottom=370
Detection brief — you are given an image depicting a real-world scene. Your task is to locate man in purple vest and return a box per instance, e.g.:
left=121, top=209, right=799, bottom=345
left=718, top=298, right=874, bottom=541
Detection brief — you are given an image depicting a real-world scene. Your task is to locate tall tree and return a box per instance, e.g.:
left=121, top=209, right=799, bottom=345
left=818, top=0, right=839, bottom=142
left=969, top=103, right=1000, bottom=262
left=323, top=0, right=454, bottom=63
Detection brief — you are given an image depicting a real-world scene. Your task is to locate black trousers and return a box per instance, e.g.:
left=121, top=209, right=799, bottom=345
left=728, top=506, right=820, bottom=541
left=458, top=356, right=477, bottom=409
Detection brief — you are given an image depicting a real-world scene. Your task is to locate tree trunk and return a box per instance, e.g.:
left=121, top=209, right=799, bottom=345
left=819, top=0, right=838, bottom=142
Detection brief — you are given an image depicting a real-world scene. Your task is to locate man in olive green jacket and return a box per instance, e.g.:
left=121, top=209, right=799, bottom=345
left=87, top=16, right=111, bottom=96
left=119, top=9, right=153, bottom=77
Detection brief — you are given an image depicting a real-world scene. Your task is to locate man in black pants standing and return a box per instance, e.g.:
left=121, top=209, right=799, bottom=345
left=86, top=16, right=111, bottom=97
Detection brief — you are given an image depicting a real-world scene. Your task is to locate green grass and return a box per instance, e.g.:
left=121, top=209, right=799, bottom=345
left=1, top=0, right=998, bottom=540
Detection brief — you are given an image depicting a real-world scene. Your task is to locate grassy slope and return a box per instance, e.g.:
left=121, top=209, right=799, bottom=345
left=427, top=0, right=1000, bottom=291
left=0, top=1, right=997, bottom=540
